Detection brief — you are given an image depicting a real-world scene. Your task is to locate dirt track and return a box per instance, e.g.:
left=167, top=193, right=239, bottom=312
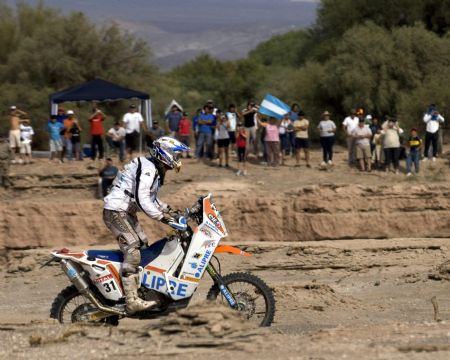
left=1, top=148, right=450, bottom=359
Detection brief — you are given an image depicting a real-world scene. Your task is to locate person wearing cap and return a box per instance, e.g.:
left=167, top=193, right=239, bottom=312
left=352, top=118, right=373, bottom=172
left=123, top=104, right=146, bottom=159
left=165, top=104, right=182, bottom=138
left=382, top=118, right=403, bottom=174
left=69, top=115, right=83, bottom=161
left=106, top=122, right=126, bottom=162
left=61, top=110, right=76, bottom=161
left=423, top=107, right=445, bottom=161
left=8, top=106, right=27, bottom=164
left=178, top=112, right=192, bottom=158
left=406, top=128, right=422, bottom=176
left=0, top=132, right=13, bottom=188
left=147, top=120, right=165, bottom=147
left=342, top=109, right=359, bottom=165
left=89, top=107, right=106, bottom=161
left=318, top=111, right=336, bottom=167
left=196, top=104, right=215, bottom=160
left=47, top=115, right=65, bottom=163
left=242, top=101, right=259, bottom=158
left=98, top=157, right=119, bottom=198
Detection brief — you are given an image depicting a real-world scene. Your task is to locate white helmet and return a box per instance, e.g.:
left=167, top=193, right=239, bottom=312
left=152, top=137, right=190, bottom=172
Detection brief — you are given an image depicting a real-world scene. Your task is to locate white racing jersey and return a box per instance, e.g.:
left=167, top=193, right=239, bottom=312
left=104, top=156, right=168, bottom=219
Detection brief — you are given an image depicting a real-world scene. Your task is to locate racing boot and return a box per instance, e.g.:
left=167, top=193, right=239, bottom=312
left=122, top=273, right=157, bottom=314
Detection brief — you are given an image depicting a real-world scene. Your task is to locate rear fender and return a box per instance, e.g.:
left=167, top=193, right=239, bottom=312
left=214, top=245, right=251, bottom=257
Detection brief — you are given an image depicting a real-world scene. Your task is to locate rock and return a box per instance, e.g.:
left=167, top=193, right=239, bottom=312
left=18, top=257, right=36, bottom=272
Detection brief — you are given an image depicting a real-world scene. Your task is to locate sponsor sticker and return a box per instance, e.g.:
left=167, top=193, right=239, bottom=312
left=201, top=240, right=216, bottom=249
left=94, top=274, right=113, bottom=283
left=142, top=274, right=188, bottom=297
left=195, top=250, right=212, bottom=278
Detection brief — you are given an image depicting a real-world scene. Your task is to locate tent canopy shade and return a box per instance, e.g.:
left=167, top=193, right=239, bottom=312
left=49, top=78, right=149, bottom=104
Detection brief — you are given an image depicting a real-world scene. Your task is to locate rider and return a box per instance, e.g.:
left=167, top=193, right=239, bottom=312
left=103, top=136, right=190, bottom=314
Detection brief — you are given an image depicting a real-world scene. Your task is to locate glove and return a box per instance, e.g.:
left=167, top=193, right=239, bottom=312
left=168, top=216, right=188, bottom=231
left=162, top=204, right=173, bottom=214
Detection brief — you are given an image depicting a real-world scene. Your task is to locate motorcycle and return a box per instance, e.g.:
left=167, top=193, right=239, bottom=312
left=45, top=194, right=275, bottom=327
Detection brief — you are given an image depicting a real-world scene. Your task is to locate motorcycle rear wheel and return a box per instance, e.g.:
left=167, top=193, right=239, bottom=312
left=206, top=272, right=275, bottom=327
left=50, top=285, right=119, bottom=326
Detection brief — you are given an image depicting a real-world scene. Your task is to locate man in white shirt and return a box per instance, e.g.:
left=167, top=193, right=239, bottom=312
left=106, top=122, right=126, bottom=162
left=423, top=109, right=445, bottom=161
left=226, top=104, right=240, bottom=152
left=342, top=109, right=359, bottom=165
left=123, top=104, right=146, bottom=159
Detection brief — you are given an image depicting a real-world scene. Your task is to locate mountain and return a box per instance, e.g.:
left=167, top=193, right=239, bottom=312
left=9, top=0, right=319, bottom=69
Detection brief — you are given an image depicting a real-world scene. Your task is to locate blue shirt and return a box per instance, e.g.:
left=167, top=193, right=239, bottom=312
left=165, top=111, right=182, bottom=132
left=48, top=121, right=64, bottom=141
left=198, top=113, right=215, bottom=134
left=56, top=114, right=67, bottom=124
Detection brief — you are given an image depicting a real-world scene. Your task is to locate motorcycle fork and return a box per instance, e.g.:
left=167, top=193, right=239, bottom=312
left=206, top=263, right=238, bottom=308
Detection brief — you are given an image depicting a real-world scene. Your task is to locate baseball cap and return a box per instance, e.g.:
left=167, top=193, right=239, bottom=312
left=129, top=104, right=136, bottom=109
left=67, top=110, right=74, bottom=115
left=10, top=105, right=16, bottom=110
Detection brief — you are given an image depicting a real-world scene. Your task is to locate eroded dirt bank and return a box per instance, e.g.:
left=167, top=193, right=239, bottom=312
left=2, top=182, right=450, bottom=249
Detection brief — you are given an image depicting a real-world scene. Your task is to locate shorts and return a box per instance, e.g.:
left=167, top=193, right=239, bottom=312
left=228, top=131, right=236, bottom=144
left=126, top=131, right=139, bottom=151
left=295, top=138, right=309, bottom=149
left=237, top=147, right=246, bottom=162
left=179, top=135, right=190, bottom=147
left=20, top=142, right=31, bottom=154
left=49, top=139, right=62, bottom=152
left=217, top=139, right=230, bottom=148
left=356, top=143, right=371, bottom=159
left=9, top=130, right=21, bottom=148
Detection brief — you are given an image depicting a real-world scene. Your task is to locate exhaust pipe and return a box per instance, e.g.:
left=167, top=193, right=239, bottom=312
left=61, top=259, right=127, bottom=316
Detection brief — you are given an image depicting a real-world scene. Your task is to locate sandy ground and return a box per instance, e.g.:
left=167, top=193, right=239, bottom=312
left=1, top=147, right=450, bottom=359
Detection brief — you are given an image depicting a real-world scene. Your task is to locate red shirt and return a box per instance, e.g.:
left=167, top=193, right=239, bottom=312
left=90, top=114, right=104, bottom=135
left=179, top=118, right=191, bottom=136
left=236, top=130, right=246, bottom=148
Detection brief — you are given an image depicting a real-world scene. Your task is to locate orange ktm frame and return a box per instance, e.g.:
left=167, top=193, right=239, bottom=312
left=214, top=245, right=251, bottom=257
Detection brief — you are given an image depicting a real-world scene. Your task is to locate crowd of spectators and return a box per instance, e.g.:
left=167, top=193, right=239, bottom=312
left=2, top=100, right=447, bottom=186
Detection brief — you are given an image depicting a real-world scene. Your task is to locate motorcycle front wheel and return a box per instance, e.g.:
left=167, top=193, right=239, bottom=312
left=206, top=272, right=275, bottom=327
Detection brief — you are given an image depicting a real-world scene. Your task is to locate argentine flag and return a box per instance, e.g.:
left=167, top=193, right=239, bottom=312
left=259, top=94, right=291, bottom=119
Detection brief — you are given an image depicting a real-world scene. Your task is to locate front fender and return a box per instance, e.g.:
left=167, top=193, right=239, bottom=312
left=214, top=245, right=251, bottom=257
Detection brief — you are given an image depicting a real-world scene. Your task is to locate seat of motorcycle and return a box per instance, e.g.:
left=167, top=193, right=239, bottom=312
left=87, top=238, right=167, bottom=266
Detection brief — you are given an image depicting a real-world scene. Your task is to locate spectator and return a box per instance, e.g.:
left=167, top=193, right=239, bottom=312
left=406, top=128, right=422, bottom=177
left=279, top=113, right=292, bottom=165
left=0, top=133, right=12, bottom=188
left=69, top=117, right=83, bottom=161
left=123, top=104, right=145, bottom=159
left=8, top=106, right=27, bottom=164
left=192, top=108, right=202, bottom=156
left=19, top=119, right=34, bottom=164
left=47, top=115, right=64, bottom=163
left=343, top=109, right=359, bottom=165
left=178, top=112, right=192, bottom=158
left=216, top=114, right=230, bottom=167
left=226, top=104, right=239, bottom=153
left=98, top=158, right=118, bottom=197
left=369, top=117, right=381, bottom=157
left=293, top=111, right=311, bottom=168
left=195, top=105, right=214, bottom=160
left=206, top=99, right=218, bottom=116
left=289, top=103, right=301, bottom=153
left=258, top=116, right=280, bottom=167
left=318, top=111, right=336, bottom=167
left=352, top=118, right=373, bottom=172
left=89, top=107, right=105, bottom=161
left=383, top=119, right=403, bottom=174
left=372, top=127, right=383, bottom=168
left=62, top=110, right=76, bottom=161
left=106, top=122, right=126, bottom=162
left=236, top=122, right=247, bottom=176
left=423, top=108, right=445, bottom=161
left=242, top=101, right=259, bottom=158
left=56, top=107, right=67, bottom=124
left=147, top=120, right=165, bottom=146
left=165, top=105, right=182, bottom=138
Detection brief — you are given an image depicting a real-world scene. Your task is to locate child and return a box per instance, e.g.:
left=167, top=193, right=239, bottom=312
left=236, top=123, right=247, bottom=176
left=406, top=128, right=422, bottom=176
left=178, top=112, right=192, bottom=158
left=19, top=119, right=34, bottom=164
left=70, top=119, right=83, bottom=161
left=372, top=127, right=383, bottom=168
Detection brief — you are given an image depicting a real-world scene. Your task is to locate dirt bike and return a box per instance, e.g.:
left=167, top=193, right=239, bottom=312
left=45, top=194, right=275, bottom=327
